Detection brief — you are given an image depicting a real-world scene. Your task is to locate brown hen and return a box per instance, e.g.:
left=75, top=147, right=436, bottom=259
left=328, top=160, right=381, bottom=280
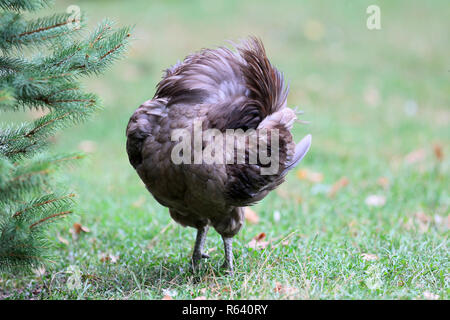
left=126, top=37, right=311, bottom=274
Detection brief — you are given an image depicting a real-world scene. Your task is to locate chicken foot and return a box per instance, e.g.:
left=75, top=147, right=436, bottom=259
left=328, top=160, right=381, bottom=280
left=191, top=225, right=210, bottom=270
left=221, top=236, right=234, bottom=275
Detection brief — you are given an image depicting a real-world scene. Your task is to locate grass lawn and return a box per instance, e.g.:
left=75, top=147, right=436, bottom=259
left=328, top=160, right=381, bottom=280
left=1, top=0, right=448, bottom=299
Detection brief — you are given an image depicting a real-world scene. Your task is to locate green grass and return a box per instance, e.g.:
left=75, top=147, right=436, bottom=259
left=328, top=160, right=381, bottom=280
left=1, top=0, right=449, bottom=299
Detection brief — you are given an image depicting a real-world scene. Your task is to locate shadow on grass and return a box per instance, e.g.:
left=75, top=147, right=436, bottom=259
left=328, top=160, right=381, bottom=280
left=128, top=257, right=230, bottom=284
left=73, top=256, right=233, bottom=298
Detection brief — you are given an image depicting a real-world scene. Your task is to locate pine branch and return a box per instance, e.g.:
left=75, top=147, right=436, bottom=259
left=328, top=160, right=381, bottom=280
left=0, top=0, right=51, bottom=12
left=17, top=17, right=76, bottom=38
left=0, top=107, right=94, bottom=161
left=13, top=193, right=75, bottom=217
left=89, top=20, right=113, bottom=49
left=0, top=153, right=84, bottom=203
left=29, top=210, right=71, bottom=229
left=0, top=12, right=86, bottom=52
left=24, top=111, right=71, bottom=137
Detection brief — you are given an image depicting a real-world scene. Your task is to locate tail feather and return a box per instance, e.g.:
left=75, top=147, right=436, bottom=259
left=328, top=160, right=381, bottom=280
left=281, top=134, right=312, bottom=176
left=237, top=37, right=288, bottom=118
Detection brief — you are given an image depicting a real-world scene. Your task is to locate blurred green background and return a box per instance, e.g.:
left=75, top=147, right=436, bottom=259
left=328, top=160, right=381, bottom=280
left=2, top=0, right=448, bottom=299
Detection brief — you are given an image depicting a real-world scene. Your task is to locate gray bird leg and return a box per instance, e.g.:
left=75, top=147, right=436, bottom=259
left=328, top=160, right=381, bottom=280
left=221, top=236, right=234, bottom=274
left=191, top=225, right=209, bottom=270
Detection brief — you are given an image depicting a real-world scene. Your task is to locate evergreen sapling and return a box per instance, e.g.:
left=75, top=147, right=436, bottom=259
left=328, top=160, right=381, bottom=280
left=0, top=0, right=130, bottom=272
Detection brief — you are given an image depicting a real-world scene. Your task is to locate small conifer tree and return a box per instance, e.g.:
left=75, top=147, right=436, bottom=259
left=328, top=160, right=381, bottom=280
left=0, top=0, right=130, bottom=271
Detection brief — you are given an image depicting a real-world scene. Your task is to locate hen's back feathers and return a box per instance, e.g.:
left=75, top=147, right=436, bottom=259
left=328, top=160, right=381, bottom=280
left=154, top=37, right=288, bottom=131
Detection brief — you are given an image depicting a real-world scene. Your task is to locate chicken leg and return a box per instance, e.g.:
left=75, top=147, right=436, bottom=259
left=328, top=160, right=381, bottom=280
left=221, top=236, right=233, bottom=274
left=191, top=225, right=210, bottom=270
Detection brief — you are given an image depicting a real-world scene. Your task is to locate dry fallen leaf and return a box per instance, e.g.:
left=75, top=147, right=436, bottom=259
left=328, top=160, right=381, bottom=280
left=296, top=169, right=324, bottom=183
left=99, top=253, right=120, bottom=263
left=247, top=232, right=269, bottom=250
left=70, top=223, right=90, bottom=240
left=433, top=144, right=444, bottom=162
left=72, top=223, right=82, bottom=234
left=99, top=254, right=108, bottom=263
left=361, top=253, right=379, bottom=261
left=244, top=207, right=260, bottom=224
left=274, top=282, right=298, bottom=297
left=255, top=232, right=266, bottom=241
left=365, top=195, right=386, bottom=207
left=71, top=223, right=90, bottom=234
left=328, top=177, right=349, bottom=198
